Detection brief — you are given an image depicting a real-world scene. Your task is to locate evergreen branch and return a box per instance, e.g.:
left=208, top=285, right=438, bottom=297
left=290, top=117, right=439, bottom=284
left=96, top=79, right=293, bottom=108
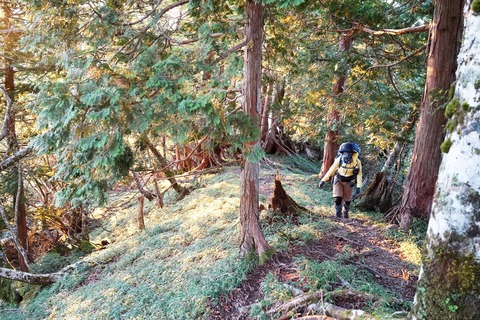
left=107, top=0, right=189, bottom=63
left=341, top=44, right=427, bottom=95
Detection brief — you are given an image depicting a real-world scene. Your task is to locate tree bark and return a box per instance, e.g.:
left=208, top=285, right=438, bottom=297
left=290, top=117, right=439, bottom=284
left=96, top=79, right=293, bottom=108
left=239, top=0, right=269, bottom=258
left=320, top=32, right=353, bottom=176
left=412, top=2, right=479, bottom=318
left=398, top=0, right=463, bottom=230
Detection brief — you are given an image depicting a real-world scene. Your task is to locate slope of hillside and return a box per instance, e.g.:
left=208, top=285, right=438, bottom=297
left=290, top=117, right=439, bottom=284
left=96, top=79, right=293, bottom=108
left=0, top=155, right=425, bottom=320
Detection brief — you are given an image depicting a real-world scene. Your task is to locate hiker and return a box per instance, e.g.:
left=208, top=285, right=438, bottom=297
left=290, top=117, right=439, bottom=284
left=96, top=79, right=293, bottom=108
left=318, top=142, right=363, bottom=218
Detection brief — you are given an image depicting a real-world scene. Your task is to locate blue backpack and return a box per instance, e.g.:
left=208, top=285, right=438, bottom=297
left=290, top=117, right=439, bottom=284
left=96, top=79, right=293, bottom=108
left=338, top=142, right=361, bottom=156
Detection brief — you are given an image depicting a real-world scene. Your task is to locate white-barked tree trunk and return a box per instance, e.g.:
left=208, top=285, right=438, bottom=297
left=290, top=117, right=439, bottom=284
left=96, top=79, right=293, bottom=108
left=412, top=1, right=480, bottom=318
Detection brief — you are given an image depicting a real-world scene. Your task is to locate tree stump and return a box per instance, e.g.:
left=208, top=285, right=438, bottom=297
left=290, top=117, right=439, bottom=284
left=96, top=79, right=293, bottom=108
left=355, top=171, right=393, bottom=213
left=270, top=171, right=306, bottom=215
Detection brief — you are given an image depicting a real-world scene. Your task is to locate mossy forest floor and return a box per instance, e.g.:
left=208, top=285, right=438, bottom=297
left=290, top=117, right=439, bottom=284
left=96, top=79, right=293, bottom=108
left=1, top=155, right=424, bottom=320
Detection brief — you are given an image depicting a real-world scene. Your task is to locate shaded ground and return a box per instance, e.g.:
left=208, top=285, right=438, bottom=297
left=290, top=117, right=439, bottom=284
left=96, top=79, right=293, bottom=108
left=207, top=215, right=417, bottom=319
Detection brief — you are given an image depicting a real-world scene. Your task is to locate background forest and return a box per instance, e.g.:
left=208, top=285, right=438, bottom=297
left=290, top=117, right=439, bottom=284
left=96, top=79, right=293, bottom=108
left=1, top=0, right=479, bottom=319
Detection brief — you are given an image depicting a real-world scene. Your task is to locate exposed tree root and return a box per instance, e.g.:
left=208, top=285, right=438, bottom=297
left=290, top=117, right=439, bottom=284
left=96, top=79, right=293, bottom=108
left=266, top=288, right=378, bottom=320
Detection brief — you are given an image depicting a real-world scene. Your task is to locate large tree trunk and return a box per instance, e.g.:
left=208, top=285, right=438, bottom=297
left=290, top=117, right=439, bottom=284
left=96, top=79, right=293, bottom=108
left=411, top=3, right=479, bottom=318
left=320, top=32, right=353, bottom=176
left=239, top=0, right=269, bottom=258
left=398, top=0, right=463, bottom=230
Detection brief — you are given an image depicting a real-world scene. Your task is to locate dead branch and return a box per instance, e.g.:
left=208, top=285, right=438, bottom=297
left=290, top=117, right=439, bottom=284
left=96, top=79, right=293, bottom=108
left=132, top=171, right=156, bottom=201
left=0, top=147, right=33, bottom=172
left=355, top=23, right=429, bottom=36
left=0, top=204, right=30, bottom=271
left=293, top=316, right=336, bottom=320
left=322, top=302, right=376, bottom=320
left=341, top=44, right=427, bottom=95
left=330, top=289, right=378, bottom=304
left=0, top=260, right=95, bottom=285
left=214, top=38, right=249, bottom=63
left=266, top=290, right=324, bottom=316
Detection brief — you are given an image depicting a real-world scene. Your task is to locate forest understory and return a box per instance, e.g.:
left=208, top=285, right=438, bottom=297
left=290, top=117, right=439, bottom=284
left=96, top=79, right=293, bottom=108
left=207, top=168, right=418, bottom=320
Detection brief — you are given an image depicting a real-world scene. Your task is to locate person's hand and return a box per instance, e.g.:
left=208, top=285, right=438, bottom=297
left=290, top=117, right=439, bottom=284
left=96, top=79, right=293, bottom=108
left=318, top=181, right=325, bottom=188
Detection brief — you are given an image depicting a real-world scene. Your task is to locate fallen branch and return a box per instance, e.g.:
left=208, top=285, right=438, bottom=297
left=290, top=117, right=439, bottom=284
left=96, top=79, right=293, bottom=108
left=330, top=289, right=378, bottom=304
left=0, top=267, right=64, bottom=285
left=266, top=290, right=324, bottom=316
left=293, top=317, right=336, bottom=320
left=323, top=302, right=376, bottom=320
left=0, top=260, right=95, bottom=285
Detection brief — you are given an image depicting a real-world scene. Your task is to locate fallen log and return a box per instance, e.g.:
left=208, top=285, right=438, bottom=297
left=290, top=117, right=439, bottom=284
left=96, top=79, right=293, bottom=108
left=0, top=260, right=95, bottom=285
left=0, top=267, right=64, bottom=285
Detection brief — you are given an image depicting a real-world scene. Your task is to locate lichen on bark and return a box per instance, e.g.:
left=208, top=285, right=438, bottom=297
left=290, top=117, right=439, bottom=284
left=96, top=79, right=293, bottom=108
left=413, top=240, right=480, bottom=319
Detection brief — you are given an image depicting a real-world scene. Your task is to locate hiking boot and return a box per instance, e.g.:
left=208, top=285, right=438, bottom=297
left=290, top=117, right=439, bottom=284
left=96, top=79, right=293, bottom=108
left=335, top=204, right=343, bottom=218
left=342, top=202, right=351, bottom=219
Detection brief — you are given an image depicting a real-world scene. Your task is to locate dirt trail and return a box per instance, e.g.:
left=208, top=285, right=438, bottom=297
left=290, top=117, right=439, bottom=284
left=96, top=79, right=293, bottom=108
left=207, top=215, right=417, bottom=319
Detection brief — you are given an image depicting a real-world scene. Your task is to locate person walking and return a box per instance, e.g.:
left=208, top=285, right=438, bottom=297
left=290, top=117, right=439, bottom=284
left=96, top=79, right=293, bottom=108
left=318, top=142, right=363, bottom=218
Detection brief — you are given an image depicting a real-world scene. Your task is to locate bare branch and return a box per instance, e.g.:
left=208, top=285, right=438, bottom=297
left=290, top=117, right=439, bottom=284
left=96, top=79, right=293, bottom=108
left=356, top=23, right=429, bottom=36
left=0, top=202, right=30, bottom=271
left=214, top=38, right=249, bottom=63
left=0, top=147, right=33, bottom=172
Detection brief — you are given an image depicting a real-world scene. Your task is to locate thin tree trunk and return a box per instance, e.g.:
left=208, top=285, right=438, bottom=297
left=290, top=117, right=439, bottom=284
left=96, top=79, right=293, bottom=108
left=142, top=137, right=190, bottom=199
left=239, top=0, right=269, bottom=258
left=398, top=0, right=463, bottom=230
left=137, top=196, right=145, bottom=230
left=16, top=169, right=29, bottom=271
left=132, top=171, right=156, bottom=201
left=381, top=142, right=404, bottom=173
left=3, top=3, right=29, bottom=272
left=320, top=32, right=353, bottom=176
left=412, top=2, right=479, bottom=317
left=260, top=81, right=272, bottom=142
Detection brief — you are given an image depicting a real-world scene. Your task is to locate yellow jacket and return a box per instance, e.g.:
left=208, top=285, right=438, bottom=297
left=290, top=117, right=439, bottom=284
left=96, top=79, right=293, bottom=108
left=321, top=153, right=363, bottom=188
